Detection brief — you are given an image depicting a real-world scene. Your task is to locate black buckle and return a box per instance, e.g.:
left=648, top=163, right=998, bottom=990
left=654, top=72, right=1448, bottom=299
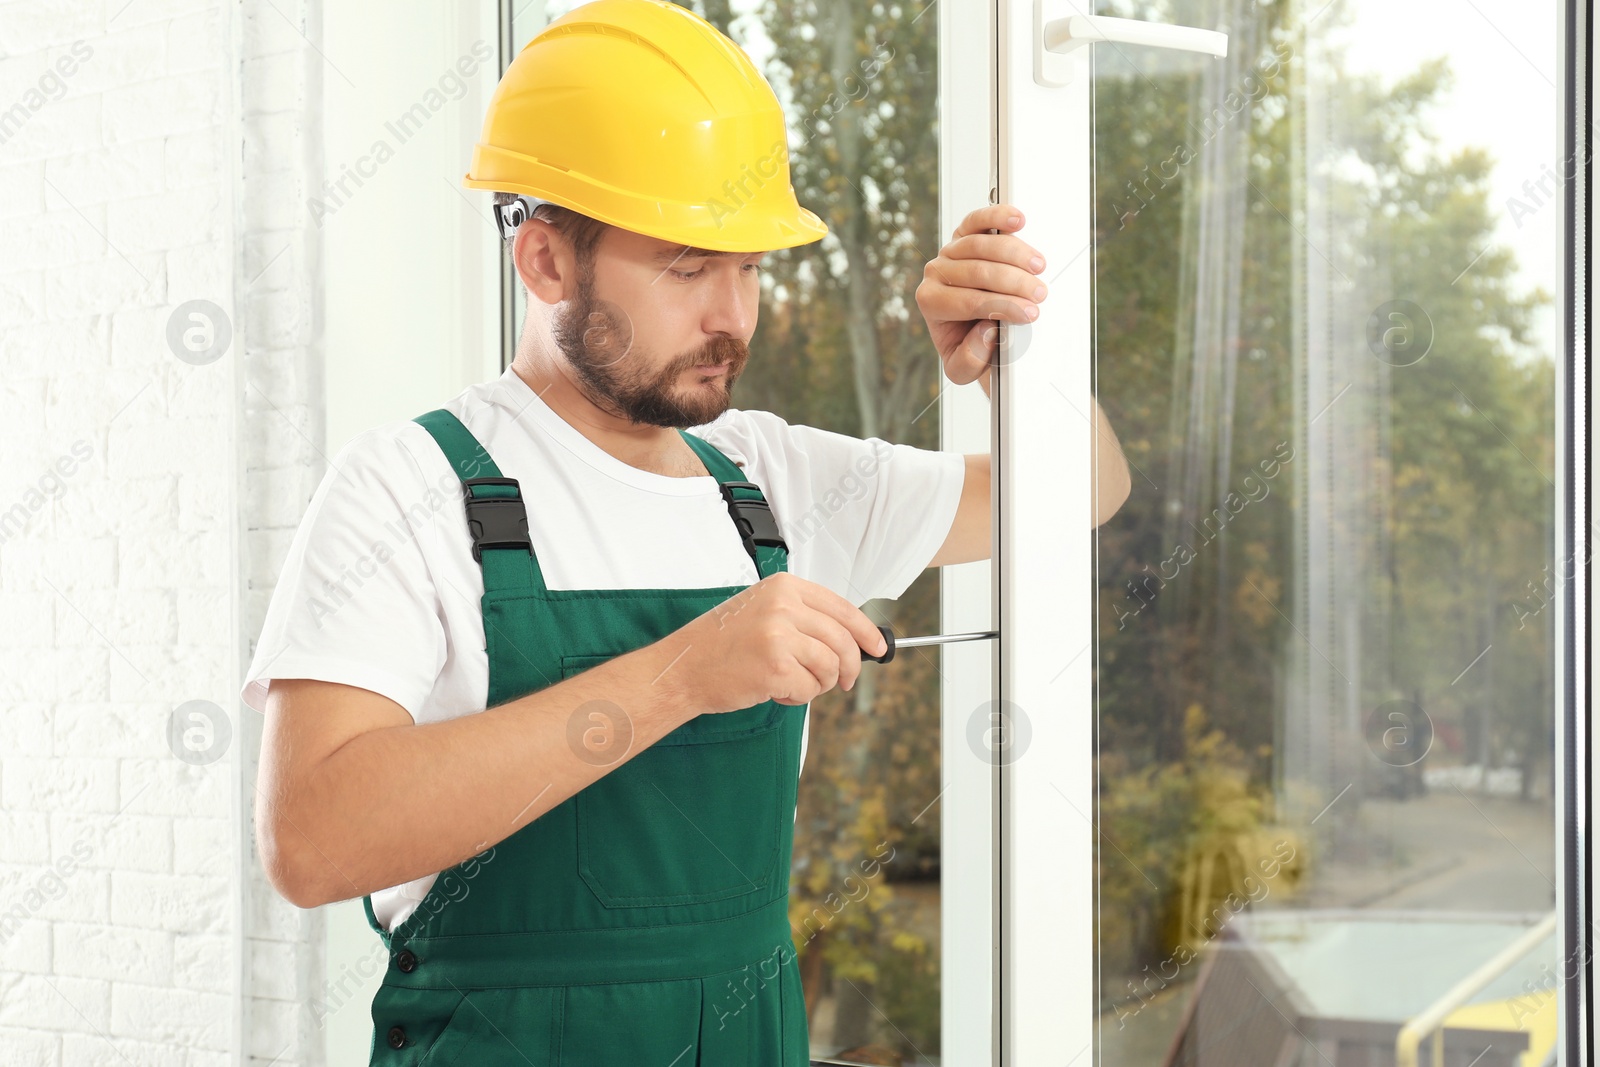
left=719, top=481, right=786, bottom=566
left=462, top=477, right=532, bottom=563
left=492, top=195, right=556, bottom=242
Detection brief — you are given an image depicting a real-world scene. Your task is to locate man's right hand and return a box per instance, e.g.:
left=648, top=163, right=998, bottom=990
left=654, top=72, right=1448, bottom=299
left=661, top=572, right=889, bottom=714
left=258, top=572, right=891, bottom=909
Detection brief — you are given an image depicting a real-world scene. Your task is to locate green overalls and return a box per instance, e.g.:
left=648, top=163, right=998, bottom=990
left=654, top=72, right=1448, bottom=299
left=362, top=408, right=811, bottom=1066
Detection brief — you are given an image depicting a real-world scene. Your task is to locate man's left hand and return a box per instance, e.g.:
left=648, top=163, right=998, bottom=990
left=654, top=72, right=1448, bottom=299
left=915, top=203, right=1047, bottom=393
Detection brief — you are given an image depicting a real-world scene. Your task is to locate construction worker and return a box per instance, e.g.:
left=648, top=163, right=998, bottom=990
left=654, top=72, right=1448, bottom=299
left=247, top=0, right=1130, bottom=1063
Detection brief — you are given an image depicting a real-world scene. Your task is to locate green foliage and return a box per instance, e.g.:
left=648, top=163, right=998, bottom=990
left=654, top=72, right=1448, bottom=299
left=1099, top=705, right=1305, bottom=981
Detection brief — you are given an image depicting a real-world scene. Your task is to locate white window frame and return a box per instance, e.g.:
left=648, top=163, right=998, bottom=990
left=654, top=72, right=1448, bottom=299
left=991, top=0, right=1097, bottom=1060
left=1564, top=0, right=1593, bottom=1058
left=939, top=0, right=1003, bottom=1063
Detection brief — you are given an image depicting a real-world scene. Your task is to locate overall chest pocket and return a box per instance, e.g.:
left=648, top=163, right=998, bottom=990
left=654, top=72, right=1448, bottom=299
left=560, top=653, right=788, bottom=910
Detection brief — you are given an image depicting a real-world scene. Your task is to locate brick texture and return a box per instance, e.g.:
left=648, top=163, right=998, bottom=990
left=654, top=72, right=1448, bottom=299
left=0, top=1, right=329, bottom=1063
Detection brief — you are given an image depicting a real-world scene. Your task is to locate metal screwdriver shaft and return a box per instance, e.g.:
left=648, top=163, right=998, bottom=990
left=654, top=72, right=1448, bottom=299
left=859, top=225, right=1009, bottom=669
left=861, top=625, right=999, bottom=664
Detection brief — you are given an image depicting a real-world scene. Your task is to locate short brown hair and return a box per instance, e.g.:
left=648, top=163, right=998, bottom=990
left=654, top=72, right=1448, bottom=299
left=492, top=191, right=609, bottom=273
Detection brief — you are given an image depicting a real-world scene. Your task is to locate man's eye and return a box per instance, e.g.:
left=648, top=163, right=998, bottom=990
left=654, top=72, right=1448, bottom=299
left=670, top=263, right=763, bottom=280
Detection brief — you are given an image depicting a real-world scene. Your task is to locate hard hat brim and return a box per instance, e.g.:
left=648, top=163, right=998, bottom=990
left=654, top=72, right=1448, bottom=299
left=465, top=165, right=829, bottom=255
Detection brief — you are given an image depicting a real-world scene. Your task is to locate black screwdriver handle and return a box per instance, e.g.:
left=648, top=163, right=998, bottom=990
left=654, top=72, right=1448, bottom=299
left=861, top=624, right=896, bottom=664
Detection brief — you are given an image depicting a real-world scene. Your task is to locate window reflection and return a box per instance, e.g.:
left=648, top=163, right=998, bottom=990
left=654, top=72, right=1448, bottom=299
left=1092, top=2, right=1562, bottom=1064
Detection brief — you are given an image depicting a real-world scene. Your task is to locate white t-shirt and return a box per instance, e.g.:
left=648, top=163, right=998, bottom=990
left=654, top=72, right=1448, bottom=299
left=240, top=365, right=965, bottom=931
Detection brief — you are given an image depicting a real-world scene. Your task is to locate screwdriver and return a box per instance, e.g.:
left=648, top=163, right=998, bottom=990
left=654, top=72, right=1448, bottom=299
left=860, top=221, right=1010, bottom=668
left=861, top=625, right=999, bottom=664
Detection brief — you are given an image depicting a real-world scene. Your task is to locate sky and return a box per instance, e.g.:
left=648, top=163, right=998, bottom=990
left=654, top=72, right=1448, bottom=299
left=1338, top=0, right=1565, bottom=360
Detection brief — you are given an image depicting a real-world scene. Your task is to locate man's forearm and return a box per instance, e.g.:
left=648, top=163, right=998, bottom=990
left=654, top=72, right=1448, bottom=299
left=285, top=640, right=702, bottom=908
left=934, top=369, right=1132, bottom=563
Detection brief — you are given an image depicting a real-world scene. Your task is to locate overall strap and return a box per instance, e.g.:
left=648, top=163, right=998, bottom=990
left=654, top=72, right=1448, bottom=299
left=413, top=408, right=545, bottom=594
left=678, top=429, right=790, bottom=579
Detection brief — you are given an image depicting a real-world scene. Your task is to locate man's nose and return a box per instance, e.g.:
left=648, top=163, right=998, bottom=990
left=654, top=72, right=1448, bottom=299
left=702, top=269, right=757, bottom=337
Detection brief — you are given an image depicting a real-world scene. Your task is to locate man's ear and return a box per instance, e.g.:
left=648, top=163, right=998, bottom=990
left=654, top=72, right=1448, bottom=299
left=513, top=220, right=574, bottom=305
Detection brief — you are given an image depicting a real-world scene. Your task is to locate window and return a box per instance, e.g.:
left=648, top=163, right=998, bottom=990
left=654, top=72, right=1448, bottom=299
left=995, top=0, right=1584, bottom=1062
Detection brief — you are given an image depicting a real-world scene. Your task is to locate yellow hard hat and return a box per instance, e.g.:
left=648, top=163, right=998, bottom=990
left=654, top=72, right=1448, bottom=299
left=464, top=0, right=829, bottom=254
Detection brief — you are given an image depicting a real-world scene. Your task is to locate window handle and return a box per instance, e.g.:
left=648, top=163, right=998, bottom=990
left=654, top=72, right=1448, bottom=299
left=1035, top=4, right=1229, bottom=87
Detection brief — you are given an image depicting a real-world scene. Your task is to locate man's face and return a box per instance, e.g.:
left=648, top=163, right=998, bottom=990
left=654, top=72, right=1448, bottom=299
left=549, top=226, right=767, bottom=429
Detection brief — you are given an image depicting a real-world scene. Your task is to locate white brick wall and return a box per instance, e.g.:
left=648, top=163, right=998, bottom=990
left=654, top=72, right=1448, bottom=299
left=237, top=0, right=329, bottom=1060
left=0, top=1, right=329, bottom=1063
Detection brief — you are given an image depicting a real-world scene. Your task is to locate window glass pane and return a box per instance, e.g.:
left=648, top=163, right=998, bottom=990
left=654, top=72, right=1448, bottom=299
left=1091, top=2, right=1564, bottom=1064
left=509, top=4, right=945, bottom=1061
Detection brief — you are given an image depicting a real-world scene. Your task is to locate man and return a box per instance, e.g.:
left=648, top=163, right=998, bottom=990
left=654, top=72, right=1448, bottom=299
left=246, top=1, right=1130, bottom=1063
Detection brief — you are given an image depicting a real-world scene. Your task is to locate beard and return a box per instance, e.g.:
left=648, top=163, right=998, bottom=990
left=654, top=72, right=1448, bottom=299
left=551, top=264, right=749, bottom=428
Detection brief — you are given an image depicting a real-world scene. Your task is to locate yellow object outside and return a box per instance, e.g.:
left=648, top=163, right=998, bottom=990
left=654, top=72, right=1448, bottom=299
left=1443, top=992, right=1558, bottom=1067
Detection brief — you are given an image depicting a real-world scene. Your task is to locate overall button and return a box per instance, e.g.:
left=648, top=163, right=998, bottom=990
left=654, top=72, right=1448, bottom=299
left=386, top=1025, right=407, bottom=1049
left=394, top=949, right=417, bottom=973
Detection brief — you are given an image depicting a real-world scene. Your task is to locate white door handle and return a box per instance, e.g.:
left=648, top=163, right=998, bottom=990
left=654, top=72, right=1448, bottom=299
left=1035, top=3, right=1229, bottom=87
